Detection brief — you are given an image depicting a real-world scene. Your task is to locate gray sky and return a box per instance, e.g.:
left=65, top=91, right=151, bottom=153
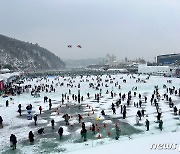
left=0, top=0, right=180, bottom=61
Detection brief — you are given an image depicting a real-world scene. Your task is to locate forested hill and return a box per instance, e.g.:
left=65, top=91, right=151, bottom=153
left=0, top=34, right=65, bottom=71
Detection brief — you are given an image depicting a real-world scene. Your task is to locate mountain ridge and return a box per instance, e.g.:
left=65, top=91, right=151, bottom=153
left=0, top=34, right=65, bottom=71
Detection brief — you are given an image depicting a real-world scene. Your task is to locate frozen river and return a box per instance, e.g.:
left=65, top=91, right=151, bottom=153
left=0, top=73, right=180, bottom=154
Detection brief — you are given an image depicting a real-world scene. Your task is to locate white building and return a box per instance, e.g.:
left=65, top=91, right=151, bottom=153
left=138, top=64, right=174, bottom=75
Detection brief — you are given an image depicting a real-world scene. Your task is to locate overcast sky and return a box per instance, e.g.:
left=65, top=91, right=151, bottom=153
left=0, top=0, right=180, bottom=61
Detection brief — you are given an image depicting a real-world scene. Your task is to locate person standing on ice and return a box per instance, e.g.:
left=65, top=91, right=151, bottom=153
left=34, top=115, right=37, bottom=126
left=18, top=104, right=22, bottom=116
left=58, top=127, right=63, bottom=140
left=49, top=99, right=52, bottom=110
left=18, top=108, right=22, bottom=116
left=137, top=110, right=142, bottom=120
left=159, top=120, right=163, bottom=131
left=78, top=114, right=82, bottom=123
left=18, top=104, right=21, bottom=110
left=51, top=119, right=55, bottom=129
left=174, top=106, right=178, bottom=115
left=111, top=103, right=115, bottom=110
left=6, top=100, right=9, bottom=107
left=10, top=134, right=17, bottom=150
left=39, top=106, right=42, bottom=114
left=111, top=91, right=113, bottom=98
left=144, top=96, right=147, bottom=103
left=29, top=131, right=34, bottom=143
left=157, top=108, right=162, bottom=121
left=136, top=114, right=140, bottom=125
left=81, top=127, right=87, bottom=141
left=123, top=109, right=126, bottom=119
left=0, top=116, right=3, bottom=128
left=120, top=105, right=123, bottom=113
left=10, top=134, right=14, bottom=148
left=150, top=98, right=153, bottom=105
left=64, top=114, right=70, bottom=125
left=82, top=122, right=85, bottom=130
left=44, top=96, right=48, bottom=103
left=112, top=107, right=116, bottom=114
left=87, top=92, right=90, bottom=98
left=101, top=110, right=105, bottom=116
left=61, top=97, right=64, bottom=104
left=122, top=105, right=127, bottom=119
left=92, top=124, right=95, bottom=135
left=145, top=119, right=150, bottom=131
left=139, top=100, right=142, bottom=108
left=115, top=124, right=121, bottom=140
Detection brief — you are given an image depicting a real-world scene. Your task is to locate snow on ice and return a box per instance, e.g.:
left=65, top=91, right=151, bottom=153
left=0, top=73, right=180, bottom=154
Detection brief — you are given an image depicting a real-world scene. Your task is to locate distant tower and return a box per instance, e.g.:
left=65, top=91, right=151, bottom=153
left=106, top=54, right=111, bottom=64
left=154, top=57, right=156, bottom=63
left=125, top=57, right=128, bottom=62
left=112, top=54, right=115, bottom=62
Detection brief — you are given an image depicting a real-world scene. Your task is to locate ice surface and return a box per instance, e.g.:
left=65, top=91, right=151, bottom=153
left=0, top=73, right=180, bottom=154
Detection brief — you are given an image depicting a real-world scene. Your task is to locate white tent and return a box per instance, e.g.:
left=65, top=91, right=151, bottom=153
left=0, top=68, right=10, bottom=73
left=0, top=72, right=21, bottom=83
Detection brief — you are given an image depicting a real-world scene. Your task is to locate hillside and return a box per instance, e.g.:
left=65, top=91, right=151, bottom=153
left=0, top=34, right=65, bottom=71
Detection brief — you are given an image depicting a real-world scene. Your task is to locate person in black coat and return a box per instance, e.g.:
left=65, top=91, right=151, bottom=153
left=44, top=96, right=48, bottom=103
left=0, top=116, right=3, bottom=128
left=123, top=110, right=126, bottom=119
left=10, top=134, right=17, bottom=150
left=6, top=100, right=9, bottom=107
left=157, top=112, right=161, bottom=121
left=51, top=119, right=55, bottom=129
left=29, top=131, right=34, bottom=143
left=145, top=119, right=150, bottom=131
left=112, top=107, right=116, bottom=114
left=82, top=122, right=85, bottom=130
left=78, top=114, right=82, bottom=123
left=18, top=104, right=21, bottom=109
left=10, top=134, right=14, bottom=147
left=13, top=135, right=17, bottom=150
left=18, top=104, right=22, bottom=116
left=58, top=127, right=63, bottom=140
left=38, top=128, right=45, bottom=134
left=174, top=106, right=178, bottom=115
left=49, top=99, right=52, bottom=110
left=92, top=124, right=95, bottom=135
left=101, top=110, right=105, bottom=116
left=34, top=115, right=37, bottom=126
left=137, top=110, right=142, bottom=120
left=81, top=128, right=87, bottom=141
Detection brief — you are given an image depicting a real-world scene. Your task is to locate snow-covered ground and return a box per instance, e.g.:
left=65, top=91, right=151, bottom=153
left=68, top=131, right=180, bottom=154
left=0, top=73, right=180, bottom=154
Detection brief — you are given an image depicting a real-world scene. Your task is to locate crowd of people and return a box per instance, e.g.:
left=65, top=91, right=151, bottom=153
left=0, top=74, right=180, bottom=151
